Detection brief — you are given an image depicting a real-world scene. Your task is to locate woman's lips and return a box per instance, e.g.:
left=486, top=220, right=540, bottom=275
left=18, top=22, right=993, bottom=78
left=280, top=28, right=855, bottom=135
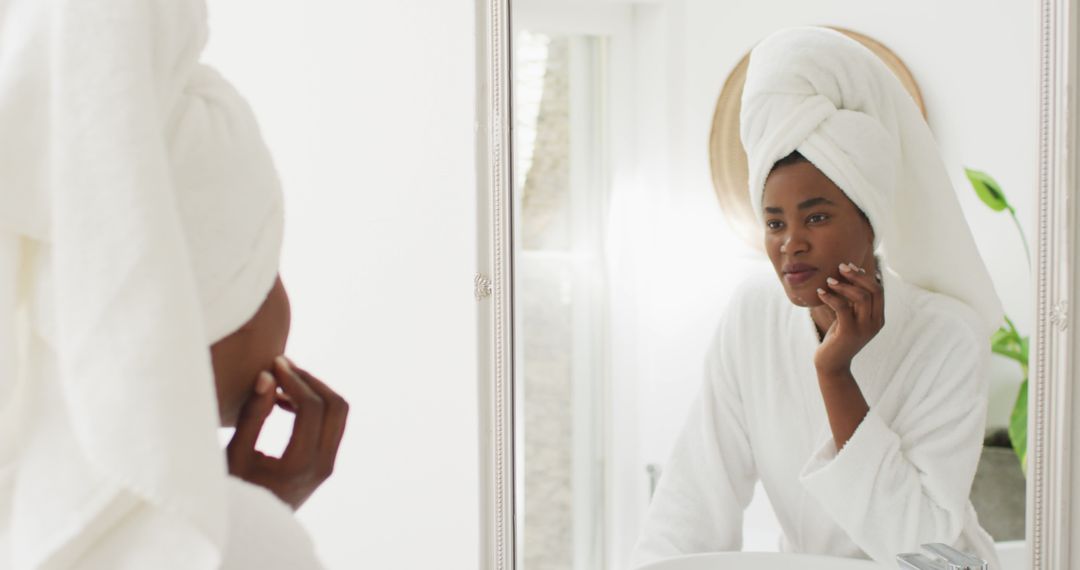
left=784, top=268, right=818, bottom=286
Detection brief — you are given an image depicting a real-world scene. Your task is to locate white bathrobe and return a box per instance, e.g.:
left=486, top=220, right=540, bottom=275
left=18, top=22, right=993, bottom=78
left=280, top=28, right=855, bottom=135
left=631, top=268, right=1001, bottom=569
left=0, top=1, right=323, bottom=567
left=0, top=474, right=322, bottom=570
left=0, top=317, right=324, bottom=569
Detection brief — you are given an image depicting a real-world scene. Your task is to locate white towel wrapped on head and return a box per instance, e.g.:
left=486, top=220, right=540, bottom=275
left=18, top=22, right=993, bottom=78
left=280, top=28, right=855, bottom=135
left=169, top=63, right=286, bottom=343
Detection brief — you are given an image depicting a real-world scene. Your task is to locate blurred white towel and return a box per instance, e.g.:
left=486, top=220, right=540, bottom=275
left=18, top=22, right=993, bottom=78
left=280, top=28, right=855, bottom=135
left=0, top=0, right=316, bottom=568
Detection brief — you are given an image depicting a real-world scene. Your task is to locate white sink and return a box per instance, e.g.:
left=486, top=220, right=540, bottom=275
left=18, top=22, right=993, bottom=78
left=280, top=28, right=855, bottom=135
left=995, top=540, right=1027, bottom=570
left=637, top=544, right=1028, bottom=570
left=637, top=553, right=889, bottom=570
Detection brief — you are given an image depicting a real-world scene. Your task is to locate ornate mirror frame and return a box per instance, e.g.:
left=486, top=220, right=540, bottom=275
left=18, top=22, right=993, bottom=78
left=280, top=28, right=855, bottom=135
left=475, top=0, right=1080, bottom=568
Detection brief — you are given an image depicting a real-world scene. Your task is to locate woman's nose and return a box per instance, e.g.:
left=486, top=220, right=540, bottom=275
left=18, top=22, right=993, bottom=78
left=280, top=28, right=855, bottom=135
left=781, top=233, right=809, bottom=255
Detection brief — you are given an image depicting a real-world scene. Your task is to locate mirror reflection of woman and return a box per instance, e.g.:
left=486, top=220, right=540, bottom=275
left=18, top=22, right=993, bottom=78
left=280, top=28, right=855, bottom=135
left=632, top=27, right=1004, bottom=568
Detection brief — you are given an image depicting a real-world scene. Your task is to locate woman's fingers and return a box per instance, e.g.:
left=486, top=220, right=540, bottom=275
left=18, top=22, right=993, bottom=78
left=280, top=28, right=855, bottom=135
left=228, top=357, right=349, bottom=511
left=826, top=276, right=873, bottom=323
left=287, top=360, right=349, bottom=474
left=272, top=356, right=325, bottom=465
left=838, top=262, right=884, bottom=325
left=838, top=262, right=879, bottom=287
left=275, top=389, right=297, bottom=413
left=816, top=286, right=854, bottom=329
left=227, top=371, right=277, bottom=465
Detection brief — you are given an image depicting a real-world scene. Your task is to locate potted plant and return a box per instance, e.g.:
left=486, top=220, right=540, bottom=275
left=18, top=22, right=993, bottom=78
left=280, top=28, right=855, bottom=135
left=965, top=167, right=1028, bottom=541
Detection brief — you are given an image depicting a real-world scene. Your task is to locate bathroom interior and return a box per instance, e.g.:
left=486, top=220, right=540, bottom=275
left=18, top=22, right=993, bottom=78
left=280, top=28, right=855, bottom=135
left=197, top=0, right=1062, bottom=568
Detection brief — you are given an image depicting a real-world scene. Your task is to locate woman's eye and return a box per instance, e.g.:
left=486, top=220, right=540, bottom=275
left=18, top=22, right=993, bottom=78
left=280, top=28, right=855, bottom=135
left=766, top=220, right=783, bottom=230
left=807, top=213, right=829, bottom=224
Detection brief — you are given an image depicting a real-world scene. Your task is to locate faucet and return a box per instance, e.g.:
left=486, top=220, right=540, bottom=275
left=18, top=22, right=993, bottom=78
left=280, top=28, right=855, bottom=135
left=896, top=543, right=989, bottom=569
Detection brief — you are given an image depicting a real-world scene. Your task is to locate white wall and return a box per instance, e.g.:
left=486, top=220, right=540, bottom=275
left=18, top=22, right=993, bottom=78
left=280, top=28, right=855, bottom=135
left=203, top=2, right=479, bottom=569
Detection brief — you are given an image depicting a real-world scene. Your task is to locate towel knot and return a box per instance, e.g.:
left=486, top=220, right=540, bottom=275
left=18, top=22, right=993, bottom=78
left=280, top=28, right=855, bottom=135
left=743, top=91, right=899, bottom=250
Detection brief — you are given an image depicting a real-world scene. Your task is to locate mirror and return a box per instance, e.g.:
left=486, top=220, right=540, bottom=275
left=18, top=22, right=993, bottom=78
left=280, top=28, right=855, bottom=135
left=475, top=1, right=1078, bottom=569
left=198, top=3, right=482, bottom=567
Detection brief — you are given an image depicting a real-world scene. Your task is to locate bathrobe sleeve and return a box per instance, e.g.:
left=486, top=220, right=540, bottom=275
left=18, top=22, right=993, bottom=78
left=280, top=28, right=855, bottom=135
left=629, top=318, right=758, bottom=568
left=798, top=311, right=989, bottom=564
left=68, top=477, right=323, bottom=570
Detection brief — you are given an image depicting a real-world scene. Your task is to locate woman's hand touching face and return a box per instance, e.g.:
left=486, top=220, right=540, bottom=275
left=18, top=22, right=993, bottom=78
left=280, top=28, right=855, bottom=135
left=209, top=276, right=349, bottom=509
left=226, top=357, right=349, bottom=510
left=813, top=262, right=885, bottom=374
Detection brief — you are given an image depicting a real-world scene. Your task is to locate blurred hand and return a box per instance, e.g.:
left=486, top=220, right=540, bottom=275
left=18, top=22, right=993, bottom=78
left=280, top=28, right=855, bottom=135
left=813, top=262, right=885, bottom=375
left=226, top=356, right=349, bottom=510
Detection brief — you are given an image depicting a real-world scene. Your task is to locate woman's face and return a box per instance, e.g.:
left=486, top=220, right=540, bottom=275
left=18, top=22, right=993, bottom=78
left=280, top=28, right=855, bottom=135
left=210, top=275, right=292, bottom=427
left=762, top=161, right=875, bottom=307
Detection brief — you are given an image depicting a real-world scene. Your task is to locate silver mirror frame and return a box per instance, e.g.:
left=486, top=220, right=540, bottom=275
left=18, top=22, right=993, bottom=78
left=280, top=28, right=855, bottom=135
left=1028, top=0, right=1078, bottom=568
left=476, top=0, right=513, bottom=568
left=476, top=1, right=1080, bottom=568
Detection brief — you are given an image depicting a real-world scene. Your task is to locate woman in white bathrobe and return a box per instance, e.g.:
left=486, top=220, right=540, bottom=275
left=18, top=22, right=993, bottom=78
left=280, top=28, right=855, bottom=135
left=631, top=28, right=1003, bottom=569
left=0, top=1, right=347, bottom=568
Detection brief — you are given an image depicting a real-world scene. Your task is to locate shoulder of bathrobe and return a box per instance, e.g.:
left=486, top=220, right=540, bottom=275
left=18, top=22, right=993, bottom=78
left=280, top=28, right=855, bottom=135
left=707, top=267, right=791, bottom=359
left=702, top=269, right=783, bottom=396
left=864, top=277, right=991, bottom=412
left=724, top=267, right=789, bottom=325
left=899, top=282, right=987, bottom=348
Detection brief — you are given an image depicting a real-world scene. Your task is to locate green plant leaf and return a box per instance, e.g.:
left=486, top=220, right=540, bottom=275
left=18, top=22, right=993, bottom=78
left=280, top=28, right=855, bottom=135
left=965, top=168, right=1011, bottom=212
left=990, top=327, right=1016, bottom=351
left=1003, top=314, right=1019, bottom=335
left=991, top=326, right=1025, bottom=364
left=1009, top=378, right=1028, bottom=474
left=992, top=347, right=1025, bottom=365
